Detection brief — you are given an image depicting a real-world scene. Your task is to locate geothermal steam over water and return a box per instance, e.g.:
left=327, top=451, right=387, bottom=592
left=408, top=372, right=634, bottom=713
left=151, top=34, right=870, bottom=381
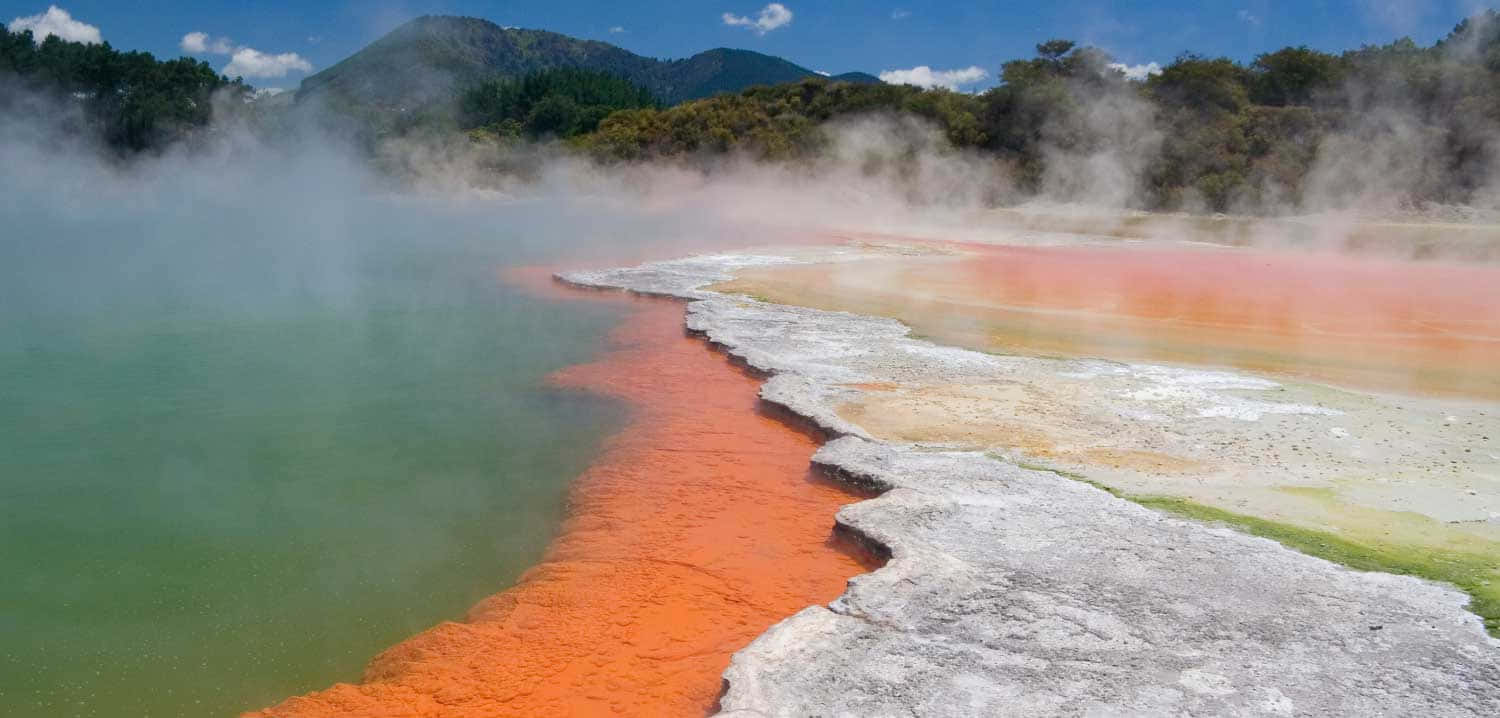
left=251, top=278, right=872, bottom=717
left=8, top=4, right=1500, bottom=715
left=0, top=148, right=696, bottom=715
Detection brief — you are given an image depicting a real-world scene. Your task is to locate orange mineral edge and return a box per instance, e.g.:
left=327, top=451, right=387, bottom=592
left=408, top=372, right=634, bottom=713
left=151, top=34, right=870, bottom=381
left=719, top=237, right=1500, bottom=399
left=248, top=269, right=871, bottom=718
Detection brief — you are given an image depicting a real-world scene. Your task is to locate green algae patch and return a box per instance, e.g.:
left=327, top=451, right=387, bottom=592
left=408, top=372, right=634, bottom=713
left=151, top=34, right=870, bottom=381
left=1013, top=460, right=1089, bottom=483
left=1000, top=456, right=1500, bottom=637
left=1130, top=495, right=1500, bottom=637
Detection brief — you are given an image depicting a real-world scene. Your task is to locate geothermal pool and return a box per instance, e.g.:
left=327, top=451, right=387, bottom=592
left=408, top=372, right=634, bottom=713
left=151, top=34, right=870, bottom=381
left=0, top=195, right=708, bottom=717
left=8, top=192, right=1497, bottom=716
left=707, top=237, right=1500, bottom=633
left=715, top=238, right=1500, bottom=399
left=253, top=275, right=870, bottom=717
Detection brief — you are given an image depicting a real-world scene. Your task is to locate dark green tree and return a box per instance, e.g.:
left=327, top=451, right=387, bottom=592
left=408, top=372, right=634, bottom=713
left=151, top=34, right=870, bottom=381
left=1147, top=54, right=1252, bottom=114
left=1, top=27, right=245, bottom=152
left=1248, top=47, right=1344, bottom=106
left=978, top=40, right=1135, bottom=189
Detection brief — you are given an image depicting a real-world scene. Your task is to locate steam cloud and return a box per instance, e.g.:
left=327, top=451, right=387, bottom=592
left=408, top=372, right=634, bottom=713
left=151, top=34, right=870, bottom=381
left=6, top=22, right=1500, bottom=266
left=1106, top=61, right=1161, bottom=81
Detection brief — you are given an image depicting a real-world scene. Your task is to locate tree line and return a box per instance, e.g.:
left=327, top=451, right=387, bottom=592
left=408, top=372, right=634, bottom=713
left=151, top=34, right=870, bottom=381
left=1, top=27, right=246, bottom=152
left=10, top=11, right=1500, bottom=212
left=563, top=11, right=1500, bottom=213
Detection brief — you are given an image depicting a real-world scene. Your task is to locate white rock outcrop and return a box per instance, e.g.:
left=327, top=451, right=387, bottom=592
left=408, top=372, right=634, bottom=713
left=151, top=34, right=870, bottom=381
left=559, top=253, right=1500, bottom=717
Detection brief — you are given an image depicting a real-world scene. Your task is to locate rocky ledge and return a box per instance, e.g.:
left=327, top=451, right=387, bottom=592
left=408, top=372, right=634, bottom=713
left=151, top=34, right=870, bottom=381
left=559, top=253, right=1500, bottom=717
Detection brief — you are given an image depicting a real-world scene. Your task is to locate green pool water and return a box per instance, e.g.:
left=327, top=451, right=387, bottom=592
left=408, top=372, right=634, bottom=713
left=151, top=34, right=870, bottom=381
left=0, top=185, right=648, bottom=716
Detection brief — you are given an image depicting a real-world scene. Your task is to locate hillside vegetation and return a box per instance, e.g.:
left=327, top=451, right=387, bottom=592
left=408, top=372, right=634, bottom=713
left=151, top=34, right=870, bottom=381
left=574, top=12, right=1500, bottom=213
left=460, top=68, right=658, bottom=139
left=11, top=9, right=1500, bottom=214
left=578, top=79, right=982, bottom=160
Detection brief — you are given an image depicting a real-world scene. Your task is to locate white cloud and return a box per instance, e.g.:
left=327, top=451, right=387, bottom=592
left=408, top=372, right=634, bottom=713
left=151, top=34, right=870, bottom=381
left=723, top=3, right=793, bottom=35
left=878, top=65, right=988, bottom=91
left=222, top=47, right=313, bottom=79
left=1108, top=61, right=1162, bottom=81
left=1237, top=9, right=1261, bottom=26
left=608, top=26, right=626, bottom=34
left=8, top=5, right=101, bottom=45
left=184, top=32, right=307, bottom=79
left=180, top=31, right=234, bottom=54
left=891, top=9, right=911, bottom=20
left=815, top=70, right=831, bottom=76
left=180, top=31, right=207, bottom=53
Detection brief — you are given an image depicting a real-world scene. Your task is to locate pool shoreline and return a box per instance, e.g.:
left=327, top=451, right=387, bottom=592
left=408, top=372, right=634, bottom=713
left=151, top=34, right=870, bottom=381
left=561, top=247, right=1500, bottom=715
left=249, top=270, right=872, bottom=717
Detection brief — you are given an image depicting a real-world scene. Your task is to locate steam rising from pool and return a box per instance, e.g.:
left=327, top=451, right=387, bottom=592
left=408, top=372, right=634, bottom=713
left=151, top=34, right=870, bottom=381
left=6, top=58, right=1500, bottom=716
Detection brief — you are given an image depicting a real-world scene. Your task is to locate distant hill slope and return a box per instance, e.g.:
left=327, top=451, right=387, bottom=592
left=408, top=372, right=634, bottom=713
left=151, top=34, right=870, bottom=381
left=296, top=15, right=879, bottom=120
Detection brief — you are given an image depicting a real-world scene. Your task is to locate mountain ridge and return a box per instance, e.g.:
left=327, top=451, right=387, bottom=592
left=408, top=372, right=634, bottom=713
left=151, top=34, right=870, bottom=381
left=296, top=15, right=879, bottom=119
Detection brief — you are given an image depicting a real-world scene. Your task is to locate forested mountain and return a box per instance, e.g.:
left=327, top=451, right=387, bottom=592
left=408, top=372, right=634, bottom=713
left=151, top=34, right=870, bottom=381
left=0, top=27, right=245, bottom=152
left=294, top=16, right=877, bottom=129
left=460, top=68, right=659, bottom=139
left=649, top=48, right=877, bottom=101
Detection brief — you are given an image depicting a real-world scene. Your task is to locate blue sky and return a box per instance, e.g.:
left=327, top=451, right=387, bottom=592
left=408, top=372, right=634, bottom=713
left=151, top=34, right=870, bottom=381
left=3, top=2, right=1492, bottom=90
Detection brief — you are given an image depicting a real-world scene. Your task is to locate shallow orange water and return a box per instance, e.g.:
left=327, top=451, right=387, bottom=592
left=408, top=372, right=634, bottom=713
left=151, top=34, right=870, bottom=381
left=724, top=242, right=1500, bottom=399
left=249, top=276, right=868, bottom=717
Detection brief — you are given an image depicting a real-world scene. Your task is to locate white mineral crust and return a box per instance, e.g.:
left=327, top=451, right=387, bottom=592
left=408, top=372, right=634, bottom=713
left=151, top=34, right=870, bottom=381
left=557, top=252, right=1500, bottom=717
